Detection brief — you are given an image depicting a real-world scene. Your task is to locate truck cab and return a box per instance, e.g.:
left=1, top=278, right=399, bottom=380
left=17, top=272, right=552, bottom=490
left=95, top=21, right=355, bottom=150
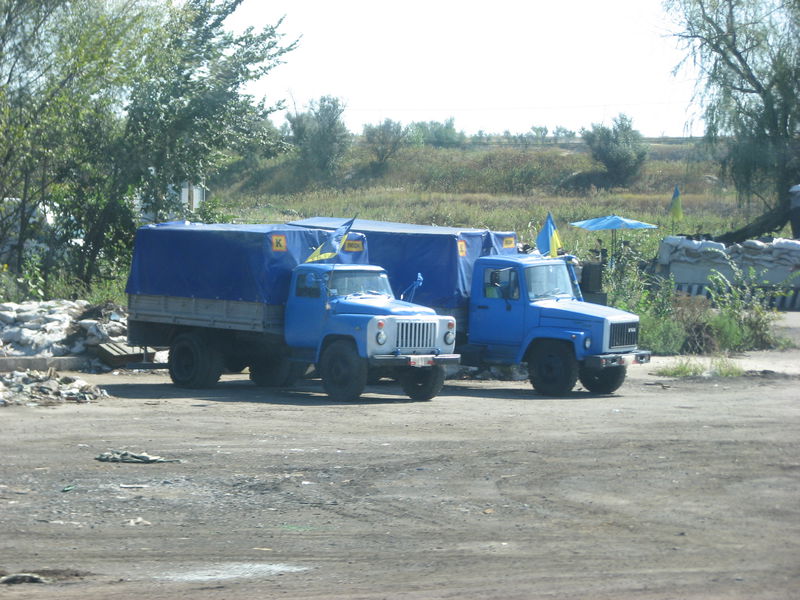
left=285, top=263, right=459, bottom=401
left=463, top=255, right=651, bottom=395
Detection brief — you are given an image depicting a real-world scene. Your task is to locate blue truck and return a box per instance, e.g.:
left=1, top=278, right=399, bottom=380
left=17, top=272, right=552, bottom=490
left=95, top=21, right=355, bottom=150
left=125, top=222, right=459, bottom=401
left=290, top=218, right=651, bottom=395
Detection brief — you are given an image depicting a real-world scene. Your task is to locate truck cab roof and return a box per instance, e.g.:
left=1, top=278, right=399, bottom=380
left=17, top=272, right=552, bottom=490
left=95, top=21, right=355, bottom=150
left=475, top=254, right=560, bottom=269
left=295, top=263, right=387, bottom=274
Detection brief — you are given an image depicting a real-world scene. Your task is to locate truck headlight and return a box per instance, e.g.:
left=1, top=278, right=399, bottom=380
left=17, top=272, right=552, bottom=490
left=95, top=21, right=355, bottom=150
left=444, top=320, right=455, bottom=345
left=375, top=319, right=387, bottom=345
left=584, top=337, right=592, bottom=349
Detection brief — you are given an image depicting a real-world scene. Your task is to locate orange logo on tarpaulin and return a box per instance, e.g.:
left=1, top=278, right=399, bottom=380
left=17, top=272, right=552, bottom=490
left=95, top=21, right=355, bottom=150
left=457, top=240, right=467, bottom=257
left=503, top=237, right=516, bottom=249
left=344, top=239, right=364, bottom=252
left=272, top=235, right=287, bottom=251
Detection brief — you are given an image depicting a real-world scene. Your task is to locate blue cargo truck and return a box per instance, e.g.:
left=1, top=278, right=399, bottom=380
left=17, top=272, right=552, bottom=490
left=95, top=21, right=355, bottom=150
left=125, top=222, right=459, bottom=401
left=290, top=218, right=651, bottom=396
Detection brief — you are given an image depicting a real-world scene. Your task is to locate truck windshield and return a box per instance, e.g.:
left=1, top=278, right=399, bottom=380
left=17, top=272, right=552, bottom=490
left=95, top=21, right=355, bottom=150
left=328, top=271, right=394, bottom=298
left=525, top=263, right=573, bottom=300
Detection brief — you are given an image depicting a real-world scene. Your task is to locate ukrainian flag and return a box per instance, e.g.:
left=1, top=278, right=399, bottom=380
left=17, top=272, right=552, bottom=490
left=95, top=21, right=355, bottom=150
left=669, top=185, right=683, bottom=221
left=536, top=212, right=563, bottom=258
left=306, top=217, right=356, bottom=263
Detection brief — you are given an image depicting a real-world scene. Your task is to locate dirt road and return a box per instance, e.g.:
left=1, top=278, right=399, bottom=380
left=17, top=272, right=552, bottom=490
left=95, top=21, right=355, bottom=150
left=2, top=350, right=799, bottom=599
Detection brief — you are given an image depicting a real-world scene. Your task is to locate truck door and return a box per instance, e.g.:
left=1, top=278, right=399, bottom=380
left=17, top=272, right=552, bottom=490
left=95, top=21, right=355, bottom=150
left=284, top=272, right=327, bottom=352
left=468, top=266, right=525, bottom=358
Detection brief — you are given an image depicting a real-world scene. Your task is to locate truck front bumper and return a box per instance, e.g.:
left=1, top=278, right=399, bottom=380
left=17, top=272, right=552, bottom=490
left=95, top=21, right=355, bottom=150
left=583, top=350, right=651, bottom=370
left=370, top=353, right=461, bottom=368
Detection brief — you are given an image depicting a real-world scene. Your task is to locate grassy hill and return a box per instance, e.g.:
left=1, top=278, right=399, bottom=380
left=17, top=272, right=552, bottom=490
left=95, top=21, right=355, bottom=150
left=208, top=138, right=781, bottom=262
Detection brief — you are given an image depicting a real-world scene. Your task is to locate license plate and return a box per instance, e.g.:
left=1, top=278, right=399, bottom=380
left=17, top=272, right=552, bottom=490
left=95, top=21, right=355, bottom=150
left=408, top=356, right=434, bottom=367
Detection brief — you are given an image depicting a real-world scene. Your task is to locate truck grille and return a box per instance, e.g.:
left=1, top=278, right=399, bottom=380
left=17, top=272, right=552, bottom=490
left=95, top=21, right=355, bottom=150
left=610, top=321, right=639, bottom=348
left=396, top=321, right=436, bottom=351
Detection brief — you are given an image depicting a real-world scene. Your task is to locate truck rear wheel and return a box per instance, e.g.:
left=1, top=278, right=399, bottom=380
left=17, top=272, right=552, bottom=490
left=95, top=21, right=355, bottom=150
left=398, top=366, right=445, bottom=401
left=579, top=365, right=627, bottom=394
left=250, top=355, right=308, bottom=387
left=319, top=340, right=367, bottom=402
left=528, top=341, right=578, bottom=396
left=168, top=331, right=223, bottom=388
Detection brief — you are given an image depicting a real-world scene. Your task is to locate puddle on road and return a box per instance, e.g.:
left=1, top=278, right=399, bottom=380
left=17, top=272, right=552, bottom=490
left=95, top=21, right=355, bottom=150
left=156, top=562, right=309, bottom=582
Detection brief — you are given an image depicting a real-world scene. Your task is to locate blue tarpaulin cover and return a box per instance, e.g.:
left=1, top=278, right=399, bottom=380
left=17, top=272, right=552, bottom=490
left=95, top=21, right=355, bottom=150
left=288, top=217, right=517, bottom=308
left=125, top=222, right=369, bottom=304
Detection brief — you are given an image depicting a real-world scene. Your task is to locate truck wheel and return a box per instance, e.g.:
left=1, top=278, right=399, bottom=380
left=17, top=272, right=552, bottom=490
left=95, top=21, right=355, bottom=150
left=528, top=341, right=578, bottom=396
left=250, top=355, right=308, bottom=387
left=398, top=366, right=445, bottom=401
left=319, top=340, right=367, bottom=402
left=579, top=365, right=627, bottom=394
left=168, top=331, right=223, bottom=388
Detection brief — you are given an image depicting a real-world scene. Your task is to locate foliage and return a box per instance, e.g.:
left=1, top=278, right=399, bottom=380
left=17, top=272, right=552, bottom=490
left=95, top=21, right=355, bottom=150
left=409, top=118, right=467, bottom=148
left=654, top=358, right=705, bottom=377
left=0, top=0, right=149, bottom=277
left=362, top=119, right=411, bottom=168
left=0, top=0, right=295, bottom=296
left=125, top=0, right=296, bottom=221
left=581, top=114, right=648, bottom=187
left=286, top=96, right=351, bottom=180
left=705, top=265, right=783, bottom=351
left=653, top=356, right=744, bottom=378
left=666, top=0, right=800, bottom=241
left=602, top=252, right=784, bottom=356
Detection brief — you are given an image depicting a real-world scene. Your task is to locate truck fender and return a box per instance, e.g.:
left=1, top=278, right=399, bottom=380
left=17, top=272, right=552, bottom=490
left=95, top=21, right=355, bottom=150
left=517, top=327, right=587, bottom=364
left=309, top=313, right=373, bottom=362
left=317, top=333, right=366, bottom=363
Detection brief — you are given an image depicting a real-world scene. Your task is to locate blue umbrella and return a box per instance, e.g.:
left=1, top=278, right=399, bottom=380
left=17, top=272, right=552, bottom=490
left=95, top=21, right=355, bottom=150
left=570, top=215, right=657, bottom=258
left=570, top=215, right=657, bottom=231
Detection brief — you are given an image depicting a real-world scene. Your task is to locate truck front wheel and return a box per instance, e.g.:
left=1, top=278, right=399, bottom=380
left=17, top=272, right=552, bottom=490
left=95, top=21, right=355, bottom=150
left=398, top=365, right=445, bottom=401
left=579, top=365, right=627, bottom=394
left=319, top=340, right=367, bottom=402
left=528, top=341, right=578, bottom=396
left=168, top=331, right=223, bottom=388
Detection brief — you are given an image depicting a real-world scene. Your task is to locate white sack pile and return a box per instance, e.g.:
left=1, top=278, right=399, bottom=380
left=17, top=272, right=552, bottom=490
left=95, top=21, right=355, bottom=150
left=657, top=236, right=800, bottom=286
left=0, top=300, right=127, bottom=358
left=0, top=369, right=107, bottom=407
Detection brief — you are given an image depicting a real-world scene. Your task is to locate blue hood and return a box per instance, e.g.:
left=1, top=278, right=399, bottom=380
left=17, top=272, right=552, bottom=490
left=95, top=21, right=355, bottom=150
left=331, top=295, right=437, bottom=316
left=537, top=298, right=637, bottom=325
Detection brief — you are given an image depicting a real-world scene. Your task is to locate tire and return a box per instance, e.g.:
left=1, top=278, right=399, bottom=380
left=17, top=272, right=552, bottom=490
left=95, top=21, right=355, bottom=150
left=579, top=365, right=627, bottom=394
left=398, top=365, right=445, bottom=401
left=528, top=341, right=578, bottom=396
left=250, top=355, right=308, bottom=388
left=319, top=339, right=367, bottom=402
left=168, top=331, right=224, bottom=388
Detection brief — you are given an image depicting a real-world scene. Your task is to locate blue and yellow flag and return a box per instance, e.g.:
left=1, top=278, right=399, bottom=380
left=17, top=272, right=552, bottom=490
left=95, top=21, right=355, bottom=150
left=536, top=212, right=563, bottom=257
left=306, top=217, right=356, bottom=263
left=669, top=185, right=683, bottom=221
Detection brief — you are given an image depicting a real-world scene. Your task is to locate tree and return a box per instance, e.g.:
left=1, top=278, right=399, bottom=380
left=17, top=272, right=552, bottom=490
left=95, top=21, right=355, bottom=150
left=666, top=0, right=800, bottom=242
left=581, top=114, right=648, bottom=187
left=362, top=119, right=410, bottom=167
left=0, top=0, right=296, bottom=292
left=0, top=0, right=148, bottom=277
left=409, top=118, right=467, bottom=148
left=287, top=95, right=351, bottom=179
left=124, top=0, right=296, bottom=222
left=552, top=126, right=577, bottom=143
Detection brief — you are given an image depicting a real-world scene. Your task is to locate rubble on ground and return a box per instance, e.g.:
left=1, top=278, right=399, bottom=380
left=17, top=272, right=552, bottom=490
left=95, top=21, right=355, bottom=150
left=0, top=300, right=128, bottom=358
left=0, top=369, right=107, bottom=407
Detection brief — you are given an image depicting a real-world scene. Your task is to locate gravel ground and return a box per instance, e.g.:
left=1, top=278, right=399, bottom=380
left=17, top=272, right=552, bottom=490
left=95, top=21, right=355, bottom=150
left=1, top=320, right=799, bottom=600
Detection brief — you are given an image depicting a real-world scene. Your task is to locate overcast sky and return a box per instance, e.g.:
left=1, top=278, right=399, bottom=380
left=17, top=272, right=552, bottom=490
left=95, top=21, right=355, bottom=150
left=227, top=0, right=704, bottom=137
